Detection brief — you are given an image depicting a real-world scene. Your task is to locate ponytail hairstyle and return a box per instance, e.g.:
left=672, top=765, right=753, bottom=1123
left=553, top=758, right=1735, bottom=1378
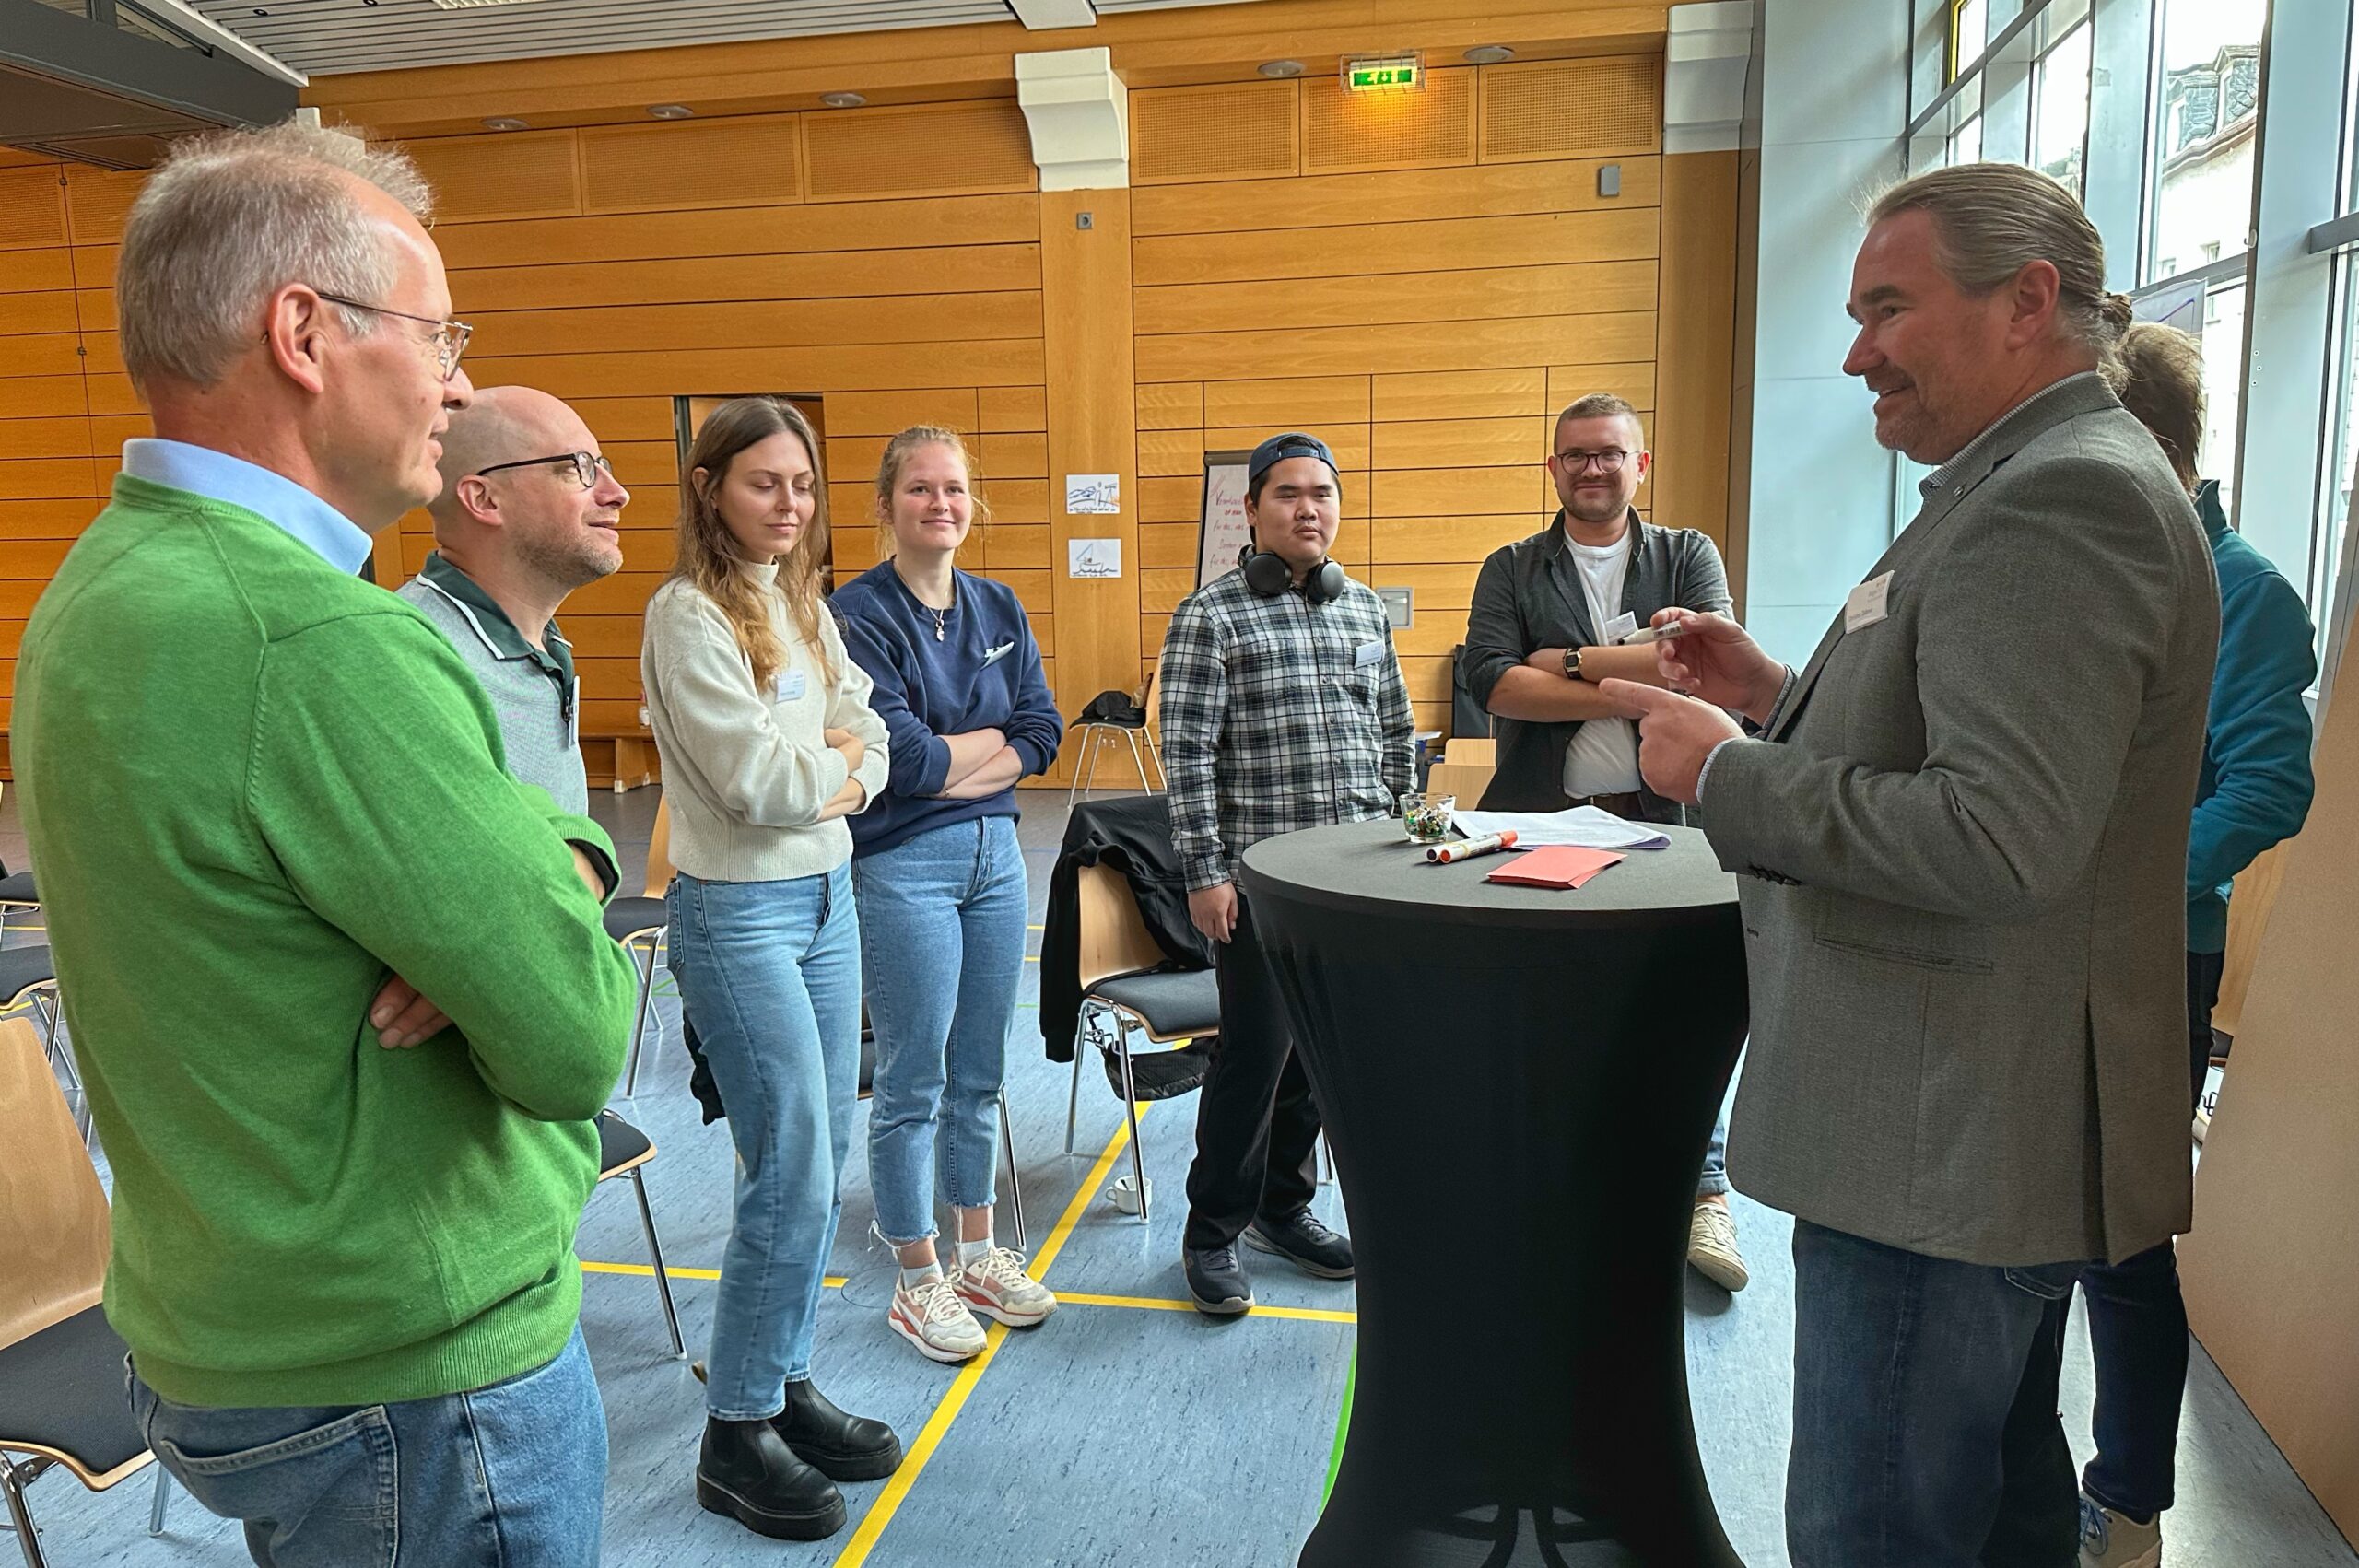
left=872, top=425, right=992, bottom=558
left=672, top=396, right=833, bottom=689
left=2114, top=322, right=2207, bottom=493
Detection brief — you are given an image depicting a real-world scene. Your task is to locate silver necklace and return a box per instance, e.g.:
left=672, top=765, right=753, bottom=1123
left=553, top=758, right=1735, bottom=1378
left=929, top=604, right=947, bottom=641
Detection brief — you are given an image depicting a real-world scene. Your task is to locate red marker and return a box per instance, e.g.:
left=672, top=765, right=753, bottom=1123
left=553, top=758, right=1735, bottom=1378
left=1426, top=829, right=1519, bottom=864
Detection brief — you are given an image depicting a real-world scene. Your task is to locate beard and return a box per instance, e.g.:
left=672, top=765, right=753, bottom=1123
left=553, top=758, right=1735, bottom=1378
left=517, top=528, right=623, bottom=591
left=1562, top=486, right=1627, bottom=525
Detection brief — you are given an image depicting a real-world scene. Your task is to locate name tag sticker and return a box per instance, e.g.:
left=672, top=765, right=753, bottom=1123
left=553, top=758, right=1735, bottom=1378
left=981, top=641, right=1015, bottom=667
left=1353, top=639, right=1386, bottom=668
left=773, top=670, right=809, bottom=702
left=1603, top=612, right=1638, bottom=644
left=1844, top=573, right=1894, bottom=634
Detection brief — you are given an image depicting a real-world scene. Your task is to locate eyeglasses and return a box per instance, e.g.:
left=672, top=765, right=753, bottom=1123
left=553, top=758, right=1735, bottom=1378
left=1553, top=448, right=1631, bottom=474
left=476, top=451, right=615, bottom=490
left=312, top=291, right=473, bottom=381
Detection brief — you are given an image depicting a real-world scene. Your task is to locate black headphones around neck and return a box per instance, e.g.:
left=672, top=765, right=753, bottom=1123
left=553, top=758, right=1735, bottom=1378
left=1238, top=543, right=1346, bottom=604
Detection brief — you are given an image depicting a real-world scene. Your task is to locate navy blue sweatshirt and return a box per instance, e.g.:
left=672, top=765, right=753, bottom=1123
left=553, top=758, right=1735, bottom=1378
left=832, top=561, right=1063, bottom=856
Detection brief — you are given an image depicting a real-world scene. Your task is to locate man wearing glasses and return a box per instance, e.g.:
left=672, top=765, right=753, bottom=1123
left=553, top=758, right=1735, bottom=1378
left=399, top=388, right=632, bottom=814
left=1457, top=392, right=1747, bottom=1291
left=16, top=123, right=640, bottom=1566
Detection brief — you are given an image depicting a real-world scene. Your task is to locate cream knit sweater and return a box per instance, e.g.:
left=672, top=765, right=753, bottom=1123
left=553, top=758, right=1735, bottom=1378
left=641, top=565, right=889, bottom=883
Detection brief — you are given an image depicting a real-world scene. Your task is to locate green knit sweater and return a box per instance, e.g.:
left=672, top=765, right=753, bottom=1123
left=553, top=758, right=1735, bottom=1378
left=17, top=474, right=643, bottom=1408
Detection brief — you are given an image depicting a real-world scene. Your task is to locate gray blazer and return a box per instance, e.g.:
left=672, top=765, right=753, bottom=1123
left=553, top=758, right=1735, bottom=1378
left=1460, top=511, right=1731, bottom=814
left=1703, top=374, right=2219, bottom=1267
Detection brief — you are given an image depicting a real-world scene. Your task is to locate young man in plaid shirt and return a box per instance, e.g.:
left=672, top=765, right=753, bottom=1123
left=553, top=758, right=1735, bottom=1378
left=1156, top=431, right=1417, bottom=1315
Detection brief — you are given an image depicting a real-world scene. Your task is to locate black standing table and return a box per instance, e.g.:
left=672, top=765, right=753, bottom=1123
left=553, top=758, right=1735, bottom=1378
left=1241, top=819, right=1750, bottom=1568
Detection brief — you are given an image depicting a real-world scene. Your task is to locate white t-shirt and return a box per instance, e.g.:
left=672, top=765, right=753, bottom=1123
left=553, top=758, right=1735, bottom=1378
left=1561, top=534, right=1644, bottom=798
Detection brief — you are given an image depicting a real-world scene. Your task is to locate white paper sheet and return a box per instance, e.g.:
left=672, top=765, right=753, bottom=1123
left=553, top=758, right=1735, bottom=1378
left=1448, top=806, right=1671, bottom=850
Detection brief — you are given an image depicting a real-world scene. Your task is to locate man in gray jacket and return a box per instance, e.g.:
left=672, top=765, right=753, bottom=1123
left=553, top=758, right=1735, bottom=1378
left=1604, top=163, right=2217, bottom=1566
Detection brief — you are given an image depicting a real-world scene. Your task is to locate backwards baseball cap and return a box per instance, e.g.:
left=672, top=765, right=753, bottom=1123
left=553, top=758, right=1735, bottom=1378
left=1246, top=431, right=1339, bottom=492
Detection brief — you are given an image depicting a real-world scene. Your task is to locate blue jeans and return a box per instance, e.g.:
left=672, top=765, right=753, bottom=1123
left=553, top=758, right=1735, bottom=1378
left=1789, top=1220, right=2083, bottom=1568
left=2073, top=949, right=2221, bottom=1520
left=852, top=815, right=1027, bottom=1245
left=667, top=865, right=862, bottom=1421
left=128, top=1327, right=604, bottom=1568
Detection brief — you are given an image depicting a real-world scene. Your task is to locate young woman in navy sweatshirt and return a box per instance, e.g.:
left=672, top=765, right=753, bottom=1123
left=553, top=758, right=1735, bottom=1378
left=832, top=427, right=1065, bottom=1363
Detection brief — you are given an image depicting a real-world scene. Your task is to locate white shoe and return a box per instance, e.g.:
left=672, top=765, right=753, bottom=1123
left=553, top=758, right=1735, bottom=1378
left=2080, top=1492, right=2163, bottom=1568
left=956, top=1246, right=1059, bottom=1328
left=888, top=1274, right=987, bottom=1363
left=1687, top=1201, right=1750, bottom=1292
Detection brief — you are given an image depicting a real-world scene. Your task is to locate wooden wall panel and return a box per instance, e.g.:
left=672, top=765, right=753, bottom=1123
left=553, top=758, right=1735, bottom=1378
left=1652, top=151, right=1740, bottom=547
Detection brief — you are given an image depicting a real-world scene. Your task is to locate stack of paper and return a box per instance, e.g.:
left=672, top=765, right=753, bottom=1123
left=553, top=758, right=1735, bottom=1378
left=1450, top=807, right=1670, bottom=851
left=1484, top=846, right=1625, bottom=889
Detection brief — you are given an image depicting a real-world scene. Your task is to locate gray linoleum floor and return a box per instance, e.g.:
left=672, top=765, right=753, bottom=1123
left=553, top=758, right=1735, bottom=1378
left=4, top=786, right=2351, bottom=1568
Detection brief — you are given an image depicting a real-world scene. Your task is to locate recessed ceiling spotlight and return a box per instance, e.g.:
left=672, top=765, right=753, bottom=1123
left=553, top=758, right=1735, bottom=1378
left=648, top=103, right=694, bottom=119
left=1464, top=44, right=1515, bottom=65
left=820, top=91, right=867, bottom=108
left=482, top=116, right=529, bottom=132
left=1258, top=60, right=1305, bottom=78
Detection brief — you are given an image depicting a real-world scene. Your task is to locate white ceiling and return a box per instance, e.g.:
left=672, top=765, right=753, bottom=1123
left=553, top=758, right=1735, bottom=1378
left=182, top=0, right=1269, bottom=77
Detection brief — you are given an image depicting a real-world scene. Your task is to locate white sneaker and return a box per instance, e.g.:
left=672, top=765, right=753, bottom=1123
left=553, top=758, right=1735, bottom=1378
left=888, top=1274, right=987, bottom=1363
left=2080, top=1492, right=2163, bottom=1568
left=957, top=1246, right=1059, bottom=1328
left=1687, top=1201, right=1750, bottom=1292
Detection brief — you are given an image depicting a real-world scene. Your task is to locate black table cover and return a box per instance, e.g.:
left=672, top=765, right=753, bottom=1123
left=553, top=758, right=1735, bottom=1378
left=1241, top=818, right=1750, bottom=1568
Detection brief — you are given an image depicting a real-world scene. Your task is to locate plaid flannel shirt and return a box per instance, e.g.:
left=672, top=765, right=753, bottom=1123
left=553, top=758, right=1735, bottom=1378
left=1156, top=568, right=1417, bottom=891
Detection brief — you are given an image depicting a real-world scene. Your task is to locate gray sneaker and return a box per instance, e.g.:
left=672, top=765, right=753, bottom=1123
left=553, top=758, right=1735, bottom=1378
left=2080, top=1492, right=2163, bottom=1568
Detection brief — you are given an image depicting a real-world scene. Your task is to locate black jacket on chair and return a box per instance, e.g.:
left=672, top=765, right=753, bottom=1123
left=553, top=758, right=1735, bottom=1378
left=1039, top=795, right=1215, bottom=1062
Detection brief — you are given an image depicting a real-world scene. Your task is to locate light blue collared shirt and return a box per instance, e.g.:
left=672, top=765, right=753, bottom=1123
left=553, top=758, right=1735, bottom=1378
left=120, top=439, right=373, bottom=576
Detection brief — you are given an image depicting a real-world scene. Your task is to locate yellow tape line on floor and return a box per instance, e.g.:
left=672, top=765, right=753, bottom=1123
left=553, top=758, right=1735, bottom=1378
left=829, top=1108, right=1145, bottom=1568
left=580, top=1262, right=1356, bottom=1327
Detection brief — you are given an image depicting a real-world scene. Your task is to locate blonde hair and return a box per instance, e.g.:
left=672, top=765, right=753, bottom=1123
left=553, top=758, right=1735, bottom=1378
left=872, top=426, right=992, bottom=558
left=672, top=397, right=834, bottom=690
left=1868, top=162, right=2134, bottom=374
left=2114, top=322, right=2207, bottom=491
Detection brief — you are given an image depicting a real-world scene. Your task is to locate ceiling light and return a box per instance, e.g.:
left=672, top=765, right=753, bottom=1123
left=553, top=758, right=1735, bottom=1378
left=648, top=104, right=694, bottom=119
left=482, top=116, right=529, bottom=132
left=1464, top=44, right=1515, bottom=65
left=821, top=91, right=867, bottom=109
left=1258, top=60, right=1305, bottom=79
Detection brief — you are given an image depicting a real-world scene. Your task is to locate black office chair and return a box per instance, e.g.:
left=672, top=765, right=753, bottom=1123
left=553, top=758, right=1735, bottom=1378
left=594, top=1109, right=685, bottom=1360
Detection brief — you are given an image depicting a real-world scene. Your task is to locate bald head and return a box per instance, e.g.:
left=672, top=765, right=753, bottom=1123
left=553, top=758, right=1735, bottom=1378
left=426, top=385, right=628, bottom=599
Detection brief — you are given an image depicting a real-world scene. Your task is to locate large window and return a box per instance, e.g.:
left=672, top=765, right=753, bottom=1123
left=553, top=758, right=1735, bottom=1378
left=2032, top=20, right=2093, bottom=195
left=2143, top=0, right=2266, bottom=284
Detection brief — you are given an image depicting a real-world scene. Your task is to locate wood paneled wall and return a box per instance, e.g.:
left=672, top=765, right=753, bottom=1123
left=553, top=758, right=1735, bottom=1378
left=0, top=32, right=1745, bottom=783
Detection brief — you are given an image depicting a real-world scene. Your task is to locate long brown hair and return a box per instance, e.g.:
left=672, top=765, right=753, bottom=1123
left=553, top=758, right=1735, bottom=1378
left=2114, top=322, right=2206, bottom=492
left=673, top=396, right=833, bottom=688
left=872, top=425, right=992, bottom=558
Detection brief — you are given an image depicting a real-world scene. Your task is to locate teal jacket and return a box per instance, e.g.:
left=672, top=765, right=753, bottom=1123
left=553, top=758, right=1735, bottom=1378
left=2189, top=479, right=2317, bottom=953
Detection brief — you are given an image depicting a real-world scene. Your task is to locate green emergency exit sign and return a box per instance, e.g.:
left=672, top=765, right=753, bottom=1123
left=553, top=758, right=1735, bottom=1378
left=1343, top=54, right=1422, bottom=93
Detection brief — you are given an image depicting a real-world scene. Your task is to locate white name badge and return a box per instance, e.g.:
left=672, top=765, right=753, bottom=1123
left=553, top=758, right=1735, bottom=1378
left=1844, top=573, right=1894, bottom=634
left=1602, top=611, right=1638, bottom=644
left=773, top=670, right=809, bottom=702
left=1353, top=638, right=1386, bottom=668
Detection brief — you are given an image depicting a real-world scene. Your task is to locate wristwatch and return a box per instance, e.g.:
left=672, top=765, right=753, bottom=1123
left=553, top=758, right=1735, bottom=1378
left=1562, top=647, right=1584, bottom=681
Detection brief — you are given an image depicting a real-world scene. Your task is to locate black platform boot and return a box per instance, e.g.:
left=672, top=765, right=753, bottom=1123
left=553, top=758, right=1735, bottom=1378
left=695, top=1416, right=847, bottom=1540
left=773, top=1378, right=904, bottom=1481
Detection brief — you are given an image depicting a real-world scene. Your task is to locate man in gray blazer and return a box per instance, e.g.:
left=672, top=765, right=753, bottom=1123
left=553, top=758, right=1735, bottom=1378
left=1604, top=163, right=2218, bottom=1567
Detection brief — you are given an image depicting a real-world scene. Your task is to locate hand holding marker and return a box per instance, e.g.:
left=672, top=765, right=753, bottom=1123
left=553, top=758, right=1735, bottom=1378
left=1426, top=829, right=1518, bottom=865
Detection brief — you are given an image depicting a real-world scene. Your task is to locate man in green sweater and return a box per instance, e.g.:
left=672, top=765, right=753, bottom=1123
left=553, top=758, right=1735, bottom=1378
left=16, top=122, right=641, bottom=1568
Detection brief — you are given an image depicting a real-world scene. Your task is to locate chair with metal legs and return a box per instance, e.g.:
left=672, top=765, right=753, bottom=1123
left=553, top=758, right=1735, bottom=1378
left=1061, top=863, right=1219, bottom=1224
left=612, top=798, right=676, bottom=1097
left=0, top=1018, right=168, bottom=1568
left=593, top=1109, right=686, bottom=1360
left=0, top=950, right=81, bottom=1147
left=1066, top=667, right=1167, bottom=804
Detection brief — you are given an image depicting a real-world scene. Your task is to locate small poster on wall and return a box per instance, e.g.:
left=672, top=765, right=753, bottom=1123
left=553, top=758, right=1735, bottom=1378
left=1195, top=450, right=1255, bottom=588
left=1064, top=474, right=1121, bottom=514
left=1068, top=538, right=1122, bottom=579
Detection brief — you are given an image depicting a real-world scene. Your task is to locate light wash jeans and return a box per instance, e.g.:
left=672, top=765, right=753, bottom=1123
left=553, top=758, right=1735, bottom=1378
left=851, top=814, right=1027, bottom=1245
left=667, top=864, right=862, bottom=1421
left=128, top=1326, right=604, bottom=1568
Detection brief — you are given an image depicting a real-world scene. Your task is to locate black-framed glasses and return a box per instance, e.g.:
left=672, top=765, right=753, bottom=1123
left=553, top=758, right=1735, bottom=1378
left=476, top=451, right=615, bottom=490
left=1553, top=448, right=1631, bottom=474
left=313, top=290, right=473, bottom=381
